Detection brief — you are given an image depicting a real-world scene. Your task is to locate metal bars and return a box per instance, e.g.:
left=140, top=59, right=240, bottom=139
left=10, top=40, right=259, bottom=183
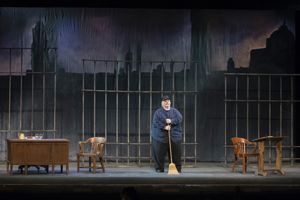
left=0, top=48, right=57, bottom=159
left=82, top=60, right=198, bottom=167
left=127, top=62, right=130, bottom=164
left=224, top=73, right=300, bottom=165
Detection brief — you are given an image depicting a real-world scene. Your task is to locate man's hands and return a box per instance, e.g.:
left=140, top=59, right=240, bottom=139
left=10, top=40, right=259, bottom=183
left=165, top=119, right=171, bottom=130
left=165, top=125, right=171, bottom=131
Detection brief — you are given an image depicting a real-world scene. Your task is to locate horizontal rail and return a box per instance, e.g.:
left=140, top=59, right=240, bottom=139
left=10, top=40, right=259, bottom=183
left=105, top=156, right=197, bottom=159
left=225, top=157, right=300, bottom=160
left=105, top=143, right=198, bottom=145
left=0, top=72, right=56, bottom=74
left=224, top=99, right=300, bottom=102
left=0, top=47, right=58, bottom=50
left=0, top=130, right=57, bottom=133
left=82, top=59, right=198, bottom=63
left=224, top=145, right=300, bottom=148
left=82, top=89, right=197, bottom=93
left=224, top=73, right=300, bottom=76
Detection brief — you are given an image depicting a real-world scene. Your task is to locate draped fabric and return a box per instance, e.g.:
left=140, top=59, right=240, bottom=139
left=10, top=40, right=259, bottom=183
left=0, top=7, right=297, bottom=162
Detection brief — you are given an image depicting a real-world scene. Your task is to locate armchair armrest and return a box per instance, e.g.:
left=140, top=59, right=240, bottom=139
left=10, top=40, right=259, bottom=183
left=248, top=142, right=258, bottom=153
left=97, top=143, right=104, bottom=156
left=78, top=141, right=87, bottom=153
left=235, top=142, right=258, bottom=154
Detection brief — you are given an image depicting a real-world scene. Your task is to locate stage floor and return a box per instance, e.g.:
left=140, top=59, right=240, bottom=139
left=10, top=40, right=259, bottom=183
left=0, top=162, right=300, bottom=200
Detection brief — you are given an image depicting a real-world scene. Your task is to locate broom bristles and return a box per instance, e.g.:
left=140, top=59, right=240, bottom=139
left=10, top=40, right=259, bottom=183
left=168, top=163, right=180, bottom=175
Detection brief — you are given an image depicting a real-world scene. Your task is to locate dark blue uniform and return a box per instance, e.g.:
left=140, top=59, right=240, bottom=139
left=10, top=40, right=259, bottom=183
left=151, top=107, right=183, bottom=172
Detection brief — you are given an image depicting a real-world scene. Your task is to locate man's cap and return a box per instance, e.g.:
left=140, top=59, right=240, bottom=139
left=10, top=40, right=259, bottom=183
left=161, top=95, right=170, bottom=101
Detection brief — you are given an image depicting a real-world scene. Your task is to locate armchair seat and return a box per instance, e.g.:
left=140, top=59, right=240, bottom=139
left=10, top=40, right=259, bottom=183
left=77, top=137, right=106, bottom=173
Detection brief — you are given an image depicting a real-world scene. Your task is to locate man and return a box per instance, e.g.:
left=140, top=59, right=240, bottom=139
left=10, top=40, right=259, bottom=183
left=151, top=95, right=183, bottom=173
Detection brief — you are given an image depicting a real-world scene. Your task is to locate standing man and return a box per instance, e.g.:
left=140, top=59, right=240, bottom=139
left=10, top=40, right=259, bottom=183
left=151, top=95, right=183, bottom=173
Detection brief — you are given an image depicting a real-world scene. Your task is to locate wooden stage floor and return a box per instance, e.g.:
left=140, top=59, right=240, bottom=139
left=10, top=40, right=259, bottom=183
left=0, top=162, right=300, bottom=200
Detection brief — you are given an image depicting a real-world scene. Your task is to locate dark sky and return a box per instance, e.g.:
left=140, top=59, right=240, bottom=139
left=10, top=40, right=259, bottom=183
left=204, top=10, right=295, bottom=70
left=0, top=8, right=295, bottom=73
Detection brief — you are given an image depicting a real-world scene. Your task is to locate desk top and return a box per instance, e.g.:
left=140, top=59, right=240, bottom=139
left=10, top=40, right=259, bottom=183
left=7, top=139, right=70, bottom=143
left=252, top=136, right=289, bottom=142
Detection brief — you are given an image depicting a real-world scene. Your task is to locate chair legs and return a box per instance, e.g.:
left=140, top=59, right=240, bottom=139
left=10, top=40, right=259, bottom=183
left=99, top=157, right=105, bottom=172
left=93, top=157, right=96, bottom=174
left=77, top=156, right=79, bottom=172
left=77, top=156, right=105, bottom=173
left=232, top=155, right=259, bottom=174
left=242, top=155, right=246, bottom=174
left=257, top=154, right=259, bottom=170
left=245, top=157, right=247, bottom=173
left=232, top=156, right=237, bottom=172
left=89, top=157, right=92, bottom=172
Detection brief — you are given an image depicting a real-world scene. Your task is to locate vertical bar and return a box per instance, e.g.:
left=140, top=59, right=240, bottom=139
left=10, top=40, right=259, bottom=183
left=105, top=61, right=108, bottom=163
left=183, top=62, right=186, bottom=165
left=82, top=60, right=85, bottom=141
left=280, top=76, right=282, bottom=136
left=172, top=61, right=176, bottom=163
left=127, top=61, right=130, bottom=165
left=161, top=62, right=164, bottom=96
left=138, top=61, right=141, bottom=165
left=81, top=60, right=85, bottom=164
left=268, top=76, right=272, bottom=136
left=247, top=76, right=249, bottom=141
left=94, top=61, right=96, bottom=137
left=224, top=75, right=227, bottom=165
left=235, top=76, right=238, bottom=137
left=160, top=61, right=164, bottom=164
left=43, top=49, right=45, bottom=137
left=172, top=62, right=175, bottom=107
left=54, top=49, right=57, bottom=139
left=20, top=48, right=23, bottom=131
left=150, top=62, right=153, bottom=164
left=194, top=62, right=197, bottom=166
left=258, top=76, right=260, bottom=139
left=31, top=52, right=34, bottom=136
left=291, top=76, right=294, bottom=165
left=8, top=49, right=12, bottom=139
left=116, top=61, right=119, bottom=164
left=269, top=75, right=271, bottom=165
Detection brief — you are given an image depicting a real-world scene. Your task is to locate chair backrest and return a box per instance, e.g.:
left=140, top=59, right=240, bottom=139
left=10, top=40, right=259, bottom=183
left=231, top=137, right=250, bottom=155
left=87, top=137, right=106, bottom=154
left=79, top=137, right=106, bottom=155
left=86, top=137, right=106, bottom=144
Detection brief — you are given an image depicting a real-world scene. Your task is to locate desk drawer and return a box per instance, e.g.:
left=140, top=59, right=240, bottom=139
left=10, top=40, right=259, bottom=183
left=27, top=143, right=53, bottom=163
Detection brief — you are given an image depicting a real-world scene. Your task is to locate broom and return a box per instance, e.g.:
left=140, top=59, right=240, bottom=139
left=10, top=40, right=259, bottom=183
left=167, top=125, right=180, bottom=175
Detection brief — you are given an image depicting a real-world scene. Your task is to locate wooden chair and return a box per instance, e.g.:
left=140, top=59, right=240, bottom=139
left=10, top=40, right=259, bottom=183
left=77, top=137, right=106, bottom=173
left=231, top=137, right=259, bottom=174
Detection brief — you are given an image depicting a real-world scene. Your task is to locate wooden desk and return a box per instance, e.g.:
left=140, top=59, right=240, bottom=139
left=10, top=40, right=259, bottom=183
left=7, top=139, right=69, bottom=175
left=252, top=136, right=288, bottom=176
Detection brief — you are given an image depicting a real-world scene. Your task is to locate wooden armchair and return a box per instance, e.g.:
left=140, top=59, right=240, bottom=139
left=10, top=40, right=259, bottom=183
left=231, top=137, right=259, bottom=174
left=77, top=137, right=106, bottom=173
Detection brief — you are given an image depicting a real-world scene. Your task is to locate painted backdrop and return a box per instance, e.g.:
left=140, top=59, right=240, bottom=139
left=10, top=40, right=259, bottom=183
left=0, top=8, right=297, bottom=162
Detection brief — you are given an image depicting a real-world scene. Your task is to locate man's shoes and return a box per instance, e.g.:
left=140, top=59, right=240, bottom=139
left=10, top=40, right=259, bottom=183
left=155, top=169, right=164, bottom=173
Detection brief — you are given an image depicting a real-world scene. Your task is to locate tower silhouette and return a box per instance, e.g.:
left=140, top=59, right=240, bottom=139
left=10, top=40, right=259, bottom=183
left=31, top=19, right=51, bottom=72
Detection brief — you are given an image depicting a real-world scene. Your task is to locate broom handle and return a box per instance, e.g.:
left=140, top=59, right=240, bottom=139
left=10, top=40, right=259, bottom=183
left=168, top=128, right=173, bottom=163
